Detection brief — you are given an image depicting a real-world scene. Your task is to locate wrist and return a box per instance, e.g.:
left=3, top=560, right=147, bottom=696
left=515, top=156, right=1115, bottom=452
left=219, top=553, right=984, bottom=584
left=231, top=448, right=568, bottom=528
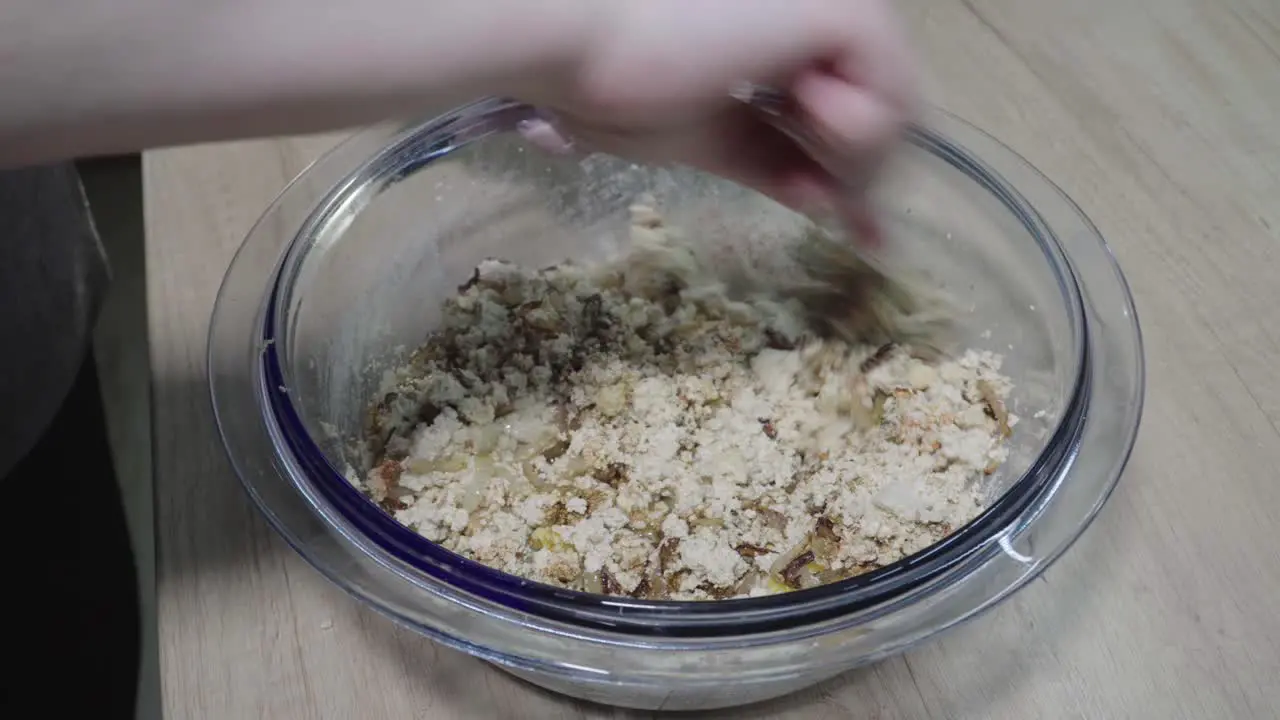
left=486, top=0, right=601, bottom=108
left=193, top=0, right=599, bottom=129
left=0, top=0, right=603, bottom=163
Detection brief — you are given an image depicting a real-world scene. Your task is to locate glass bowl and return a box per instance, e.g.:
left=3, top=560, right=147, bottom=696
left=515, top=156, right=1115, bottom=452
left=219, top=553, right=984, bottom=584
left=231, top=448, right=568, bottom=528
left=209, top=98, right=1143, bottom=711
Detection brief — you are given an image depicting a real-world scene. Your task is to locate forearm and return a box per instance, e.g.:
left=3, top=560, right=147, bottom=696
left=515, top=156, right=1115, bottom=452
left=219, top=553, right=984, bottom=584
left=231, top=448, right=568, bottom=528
left=0, top=0, right=591, bottom=167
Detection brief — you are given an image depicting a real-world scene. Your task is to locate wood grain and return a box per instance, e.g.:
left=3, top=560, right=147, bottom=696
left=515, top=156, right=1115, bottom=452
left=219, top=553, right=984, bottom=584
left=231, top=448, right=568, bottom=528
left=145, top=1, right=1280, bottom=716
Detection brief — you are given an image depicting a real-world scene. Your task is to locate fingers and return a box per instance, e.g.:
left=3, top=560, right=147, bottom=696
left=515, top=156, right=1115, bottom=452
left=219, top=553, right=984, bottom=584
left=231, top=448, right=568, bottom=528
left=789, top=0, right=916, bottom=249
left=522, top=108, right=885, bottom=251
left=794, top=73, right=901, bottom=154
left=791, top=71, right=901, bottom=194
left=544, top=105, right=841, bottom=215
left=518, top=0, right=914, bottom=252
left=826, top=0, right=920, bottom=118
left=794, top=0, right=917, bottom=174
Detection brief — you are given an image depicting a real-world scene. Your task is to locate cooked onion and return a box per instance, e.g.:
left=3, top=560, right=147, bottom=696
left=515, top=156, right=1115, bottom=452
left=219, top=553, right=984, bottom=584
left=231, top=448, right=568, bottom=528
left=405, top=455, right=468, bottom=474
left=735, top=570, right=761, bottom=595
left=769, top=542, right=810, bottom=577
left=458, top=479, right=486, bottom=513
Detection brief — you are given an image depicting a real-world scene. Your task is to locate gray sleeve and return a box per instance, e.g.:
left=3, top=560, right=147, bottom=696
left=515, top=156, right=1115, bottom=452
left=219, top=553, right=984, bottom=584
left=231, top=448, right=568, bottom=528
left=0, top=164, right=110, bottom=476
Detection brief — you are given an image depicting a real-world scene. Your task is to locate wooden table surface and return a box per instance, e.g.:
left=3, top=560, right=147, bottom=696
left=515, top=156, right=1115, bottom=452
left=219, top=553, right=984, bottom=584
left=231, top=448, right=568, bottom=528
left=144, top=0, right=1280, bottom=716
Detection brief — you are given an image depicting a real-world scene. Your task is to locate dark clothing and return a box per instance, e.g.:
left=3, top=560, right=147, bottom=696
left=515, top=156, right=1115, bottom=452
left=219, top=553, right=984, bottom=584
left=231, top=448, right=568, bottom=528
left=1, top=357, right=140, bottom=716
left=0, top=164, right=109, bottom=478
left=0, top=166, right=138, bottom=715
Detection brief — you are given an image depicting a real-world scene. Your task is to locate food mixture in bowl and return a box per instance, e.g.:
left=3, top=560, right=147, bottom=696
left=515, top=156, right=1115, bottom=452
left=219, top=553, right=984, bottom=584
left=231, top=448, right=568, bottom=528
left=354, top=202, right=1016, bottom=601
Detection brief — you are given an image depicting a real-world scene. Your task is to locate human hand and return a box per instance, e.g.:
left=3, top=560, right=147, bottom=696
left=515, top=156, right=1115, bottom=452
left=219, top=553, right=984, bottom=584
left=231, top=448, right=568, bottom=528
left=522, top=0, right=918, bottom=236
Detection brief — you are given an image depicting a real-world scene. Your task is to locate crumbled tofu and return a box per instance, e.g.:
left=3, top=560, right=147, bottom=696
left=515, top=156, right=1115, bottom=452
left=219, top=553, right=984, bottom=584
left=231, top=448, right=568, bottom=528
left=358, top=206, right=1016, bottom=600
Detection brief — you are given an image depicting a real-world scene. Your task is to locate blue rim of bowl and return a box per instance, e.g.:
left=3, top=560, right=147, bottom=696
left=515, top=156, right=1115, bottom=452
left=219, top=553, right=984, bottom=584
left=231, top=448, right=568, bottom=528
left=254, top=105, right=1091, bottom=637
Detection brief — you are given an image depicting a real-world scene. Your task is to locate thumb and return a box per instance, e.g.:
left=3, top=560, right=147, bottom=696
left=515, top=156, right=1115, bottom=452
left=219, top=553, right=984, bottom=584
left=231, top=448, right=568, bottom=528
left=792, top=71, right=901, bottom=195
